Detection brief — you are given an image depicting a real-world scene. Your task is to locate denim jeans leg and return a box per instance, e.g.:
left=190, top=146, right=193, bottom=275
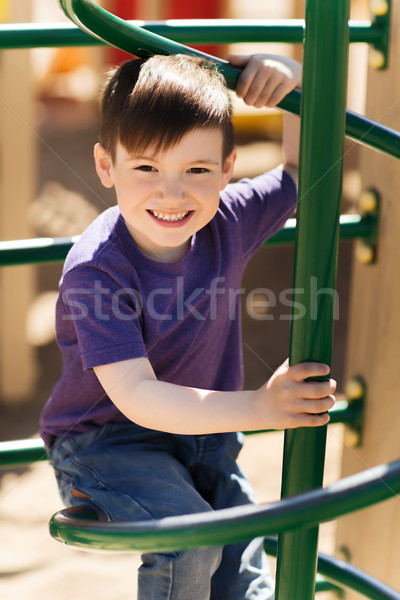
left=50, top=424, right=223, bottom=600
left=139, top=547, right=222, bottom=600
left=191, top=433, right=275, bottom=600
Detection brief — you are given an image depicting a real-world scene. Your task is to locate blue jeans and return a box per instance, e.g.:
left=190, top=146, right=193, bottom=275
left=50, top=422, right=274, bottom=600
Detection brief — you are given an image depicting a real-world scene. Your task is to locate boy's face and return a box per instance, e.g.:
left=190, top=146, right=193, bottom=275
left=94, top=127, right=236, bottom=263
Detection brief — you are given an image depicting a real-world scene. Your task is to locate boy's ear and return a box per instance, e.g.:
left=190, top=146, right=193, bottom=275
left=94, top=143, right=114, bottom=188
left=220, top=148, right=237, bottom=190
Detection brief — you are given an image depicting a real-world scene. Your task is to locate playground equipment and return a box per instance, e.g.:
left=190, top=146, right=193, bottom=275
left=0, top=0, right=400, bottom=598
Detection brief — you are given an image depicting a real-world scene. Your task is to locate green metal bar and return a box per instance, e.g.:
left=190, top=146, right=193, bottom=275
left=265, top=213, right=376, bottom=247
left=322, top=398, right=362, bottom=426
left=0, top=236, right=77, bottom=267
left=55, top=2, right=399, bottom=159
left=0, top=15, right=398, bottom=155
left=275, top=1, right=350, bottom=598
left=315, top=552, right=400, bottom=600
left=0, top=20, right=382, bottom=49
left=344, top=107, right=400, bottom=159
left=0, top=400, right=361, bottom=470
left=48, top=457, right=400, bottom=552
left=282, top=90, right=400, bottom=160
left=0, top=438, right=48, bottom=468
left=0, top=215, right=374, bottom=267
left=315, top=576, right=343, bottom=596
left=264, top=538, right=400, bottom=600
left=58, top=0, right=238, bottom=83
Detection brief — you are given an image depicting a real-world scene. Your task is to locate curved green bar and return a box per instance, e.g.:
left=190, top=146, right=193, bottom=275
left=59, top=0, right=239, bottom=87
left=56, top=1, right=400, bottom=160
left=0, top=20, right=382, bottom=49
left=316, top=552, right=400, bottom=600
left=0, top=215, right=374, bottom=267
left=49, top=458, right=400, bottom=553
left=264, top=538, right=400, bottom=600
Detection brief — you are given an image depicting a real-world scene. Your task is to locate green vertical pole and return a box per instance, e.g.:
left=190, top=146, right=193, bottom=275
left=274, top=1, right=350, bottom=599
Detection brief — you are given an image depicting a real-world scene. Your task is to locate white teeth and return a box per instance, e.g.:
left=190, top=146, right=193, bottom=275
left=150, top=210, right=189, bottom=222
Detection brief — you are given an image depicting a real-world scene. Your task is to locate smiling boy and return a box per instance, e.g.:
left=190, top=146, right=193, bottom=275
left=95, top=127, right=234, bottom=264
left=41, top=53, right=336, bottom=599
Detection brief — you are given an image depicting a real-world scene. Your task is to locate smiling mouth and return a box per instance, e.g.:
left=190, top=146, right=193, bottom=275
left=148, top=210, right=191, bottom=223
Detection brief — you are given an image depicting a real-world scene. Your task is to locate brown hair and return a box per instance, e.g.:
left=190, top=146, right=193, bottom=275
left=98, top=54, right=234, bottom=163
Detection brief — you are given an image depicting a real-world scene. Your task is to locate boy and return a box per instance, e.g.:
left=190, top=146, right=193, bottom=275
left=41, top=53, right=336, bottom=599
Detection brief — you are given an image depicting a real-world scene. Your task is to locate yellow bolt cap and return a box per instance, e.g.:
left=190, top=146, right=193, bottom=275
left=370, top=0, right=389, bottom=16
left=359, top=189, right=378, bottom=213
left=369, top=48, right=386, bottom=69
left=344, top=427, right=361, bottom=448
left=356, top=242, right=374, bottom=265
left=345, top=378, right=364, bottom=400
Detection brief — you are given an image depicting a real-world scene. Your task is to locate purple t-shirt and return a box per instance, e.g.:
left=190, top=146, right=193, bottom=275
left=40, top=168, right=296, bottom=447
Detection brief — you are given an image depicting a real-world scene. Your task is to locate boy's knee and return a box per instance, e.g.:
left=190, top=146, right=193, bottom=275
left=139, top=546, right=223, bottom=597
left=142, top=545, right=222, bottom=574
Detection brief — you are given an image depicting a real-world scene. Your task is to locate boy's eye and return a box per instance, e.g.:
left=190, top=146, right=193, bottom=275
left=188, top=167, right=209, bottom=174
left=135, top=165, right=156, bottom=172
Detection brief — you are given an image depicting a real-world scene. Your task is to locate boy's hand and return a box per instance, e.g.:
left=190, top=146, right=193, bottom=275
left=254, top=359, right=336, bottom=429
left=229, top=54, right=302, bottom=109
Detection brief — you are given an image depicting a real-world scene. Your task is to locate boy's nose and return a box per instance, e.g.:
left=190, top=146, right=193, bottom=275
left=159, top=178, right=185, bottom=202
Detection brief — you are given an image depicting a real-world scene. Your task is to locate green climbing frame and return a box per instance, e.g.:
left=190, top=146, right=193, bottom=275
left=0, top=0, right=399, bottom=598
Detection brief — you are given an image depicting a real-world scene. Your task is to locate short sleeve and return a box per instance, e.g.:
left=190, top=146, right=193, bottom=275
left=58, top=266, right=148, bottom=370
left=219, top=167, right=297, bottom=260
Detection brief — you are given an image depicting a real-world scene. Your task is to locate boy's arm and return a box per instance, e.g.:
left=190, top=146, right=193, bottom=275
left=94, top=357, right=335, bottom=435
left=228, top=53, right=302, bottom=187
